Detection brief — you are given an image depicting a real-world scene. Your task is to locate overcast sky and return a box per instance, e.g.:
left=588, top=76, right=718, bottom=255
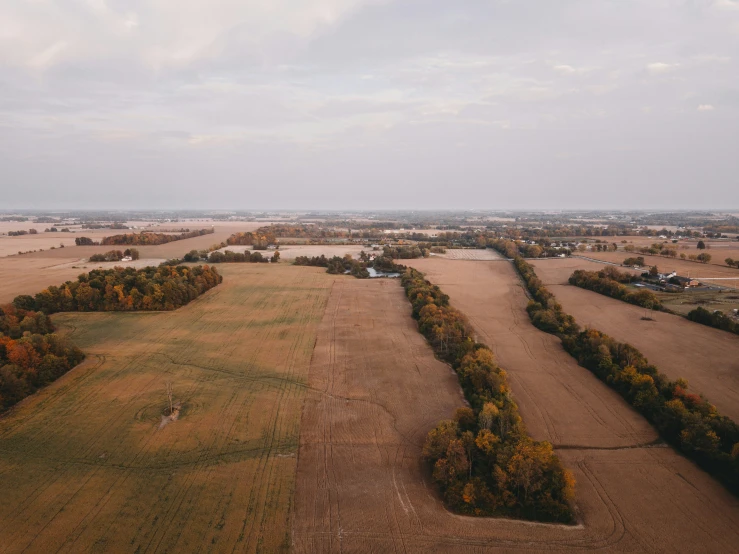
left=1, top=0, right=738, bottom=210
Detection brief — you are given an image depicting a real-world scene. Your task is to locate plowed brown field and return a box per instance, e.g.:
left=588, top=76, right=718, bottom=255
left=322, top=257, right=739, bottom=553
left=530, top=259, right=739, bottom=422
left=0, top=264, right=337, bottom=553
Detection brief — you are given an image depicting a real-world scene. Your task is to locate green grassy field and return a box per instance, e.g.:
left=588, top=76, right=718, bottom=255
left=0, top=264, right=336, bottom=553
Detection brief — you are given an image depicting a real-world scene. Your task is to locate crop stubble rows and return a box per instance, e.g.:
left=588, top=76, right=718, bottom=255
left=531, top=258, right=739, bottom=422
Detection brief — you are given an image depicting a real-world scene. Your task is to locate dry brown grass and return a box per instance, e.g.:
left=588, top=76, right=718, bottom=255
left=0, top=264, right=337, bottom=553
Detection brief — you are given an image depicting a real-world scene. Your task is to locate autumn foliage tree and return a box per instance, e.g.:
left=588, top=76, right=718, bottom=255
left=101, top=228, right=214, bottom=246
left=403, top=269, right=574, bottom=522
left=15, top=265, right=222, bottom=314
left=0, top=305, right=84, bottom=411
left=511, top=256, right=739, bottom=496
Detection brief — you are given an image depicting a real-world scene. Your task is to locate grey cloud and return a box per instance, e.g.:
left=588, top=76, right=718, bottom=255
left=0, top=0, right=738, bottom=209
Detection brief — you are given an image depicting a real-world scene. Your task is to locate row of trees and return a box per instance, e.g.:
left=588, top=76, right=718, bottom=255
left=402, top=268, right=574, bottom=522
left=510, top=257, right=739, bottom=496
left=380, top=245, right=430, bottom=259
left=294, top=254, right=371, bottom=278
left=89, top=248, right=140, bottom=262
left=8, top=229, right=38, bottom=236
left=12, top=265, right=222, bottom=314
left=568, top=269, right=663, bottom=311
left=75, top=237, right=98, bottom=246
left=226, top=231, right=276, bottom=249
left=725, top=258, right=739, bottom=269
left=687, top=307, right=739, bottom=336
left=0, top=305, right=85, bottom=411
left=207, top=250, right=279, bottom=264
left=101, top=228, right=214, bottom=246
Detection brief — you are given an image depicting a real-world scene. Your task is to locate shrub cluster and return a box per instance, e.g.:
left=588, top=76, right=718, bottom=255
left=12, top=265, right=222, bottom=313
left=207, top=250, right=278, bottom=264
left=568, top=269, right=663, bottom=310
left=294, top=254, right=370, bottom=278
left=687, top=307, right=739, bottom=336
left=402, top=268, right=574, bottom=522
left=512, top=257, right=739, bottom=495
left=623, top=256, right=646, bottom=267
left=0, top=305, right=85, bottom=411
left=75, top=237, right=98, bottom=246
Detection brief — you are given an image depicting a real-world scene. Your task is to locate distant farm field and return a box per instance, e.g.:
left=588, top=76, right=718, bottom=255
left=0, top=264, right=337, bottom=553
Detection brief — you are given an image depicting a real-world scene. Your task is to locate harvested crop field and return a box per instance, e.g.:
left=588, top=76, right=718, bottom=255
left=530, top=260, right=739, bottom=422
left=384, top=257, right=739, bottom=552
left=0, top=264, right=337, bottom=553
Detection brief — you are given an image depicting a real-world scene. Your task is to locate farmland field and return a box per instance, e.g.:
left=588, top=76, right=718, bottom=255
left=532, top=259, right=739, bottom=422
left=0, top=264, right=337, bottom=553
left=390, top=257, right=739, bottom=552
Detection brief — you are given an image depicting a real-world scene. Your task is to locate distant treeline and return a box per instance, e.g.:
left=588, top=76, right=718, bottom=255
left=401, top=268, right=574, bottom=522
left=12, top=265, right=222, bottom=313
left=0, top=305, right=85, bottom=411
left=568, top=268, right=663, bottom=311
left=488, top=238, right=570, bottom=259
left=206, top=250, right=278, bottom=264
left=507, top=254, right=739, bottom=496
left=101, top=228, right=214, bottom=246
